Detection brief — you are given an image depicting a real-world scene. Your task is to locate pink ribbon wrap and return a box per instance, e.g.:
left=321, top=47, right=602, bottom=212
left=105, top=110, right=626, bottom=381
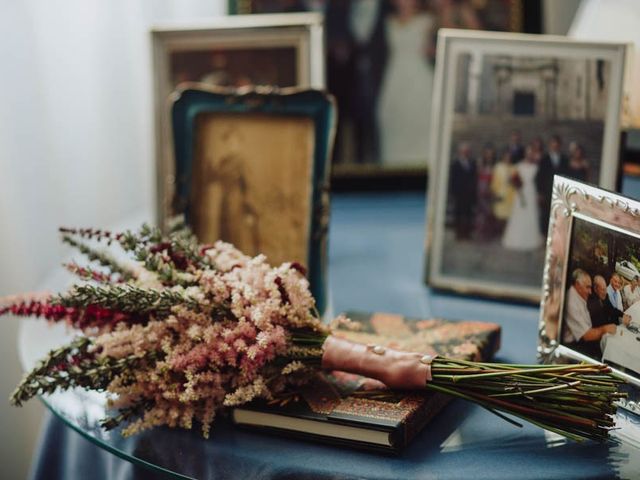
left=321, top=335, right=434, bottom=390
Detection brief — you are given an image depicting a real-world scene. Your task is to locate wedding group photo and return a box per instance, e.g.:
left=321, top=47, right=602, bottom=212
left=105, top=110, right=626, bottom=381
left=561, top=215, right=640, bottom=376
left=431, top=39, right=624, bottom=296
left=443, top=130, right=599, bottom=289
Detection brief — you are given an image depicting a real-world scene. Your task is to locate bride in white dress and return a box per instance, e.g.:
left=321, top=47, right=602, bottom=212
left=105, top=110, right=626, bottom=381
left=502, top=149, right=543, bottom=250
left=377, top=0, right=435, bottom=167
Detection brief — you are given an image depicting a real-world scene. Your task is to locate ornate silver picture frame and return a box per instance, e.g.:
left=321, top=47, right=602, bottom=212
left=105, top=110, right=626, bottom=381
left=425, top=29, right=628, bottom=302
left=539, top=176, right=640, bottom=416
left=151, top=13, right=324, bottom=226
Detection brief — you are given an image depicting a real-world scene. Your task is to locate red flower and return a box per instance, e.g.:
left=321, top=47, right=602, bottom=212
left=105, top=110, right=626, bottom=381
left=510, top=171, right=523, bottom=190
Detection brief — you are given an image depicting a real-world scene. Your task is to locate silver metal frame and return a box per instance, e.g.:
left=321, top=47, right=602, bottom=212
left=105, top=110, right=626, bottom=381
left=151, top=13, right=325, bottom=227
left=538, top=176, right=640, bottom=416
left=425, top=29, right=629, bottom=302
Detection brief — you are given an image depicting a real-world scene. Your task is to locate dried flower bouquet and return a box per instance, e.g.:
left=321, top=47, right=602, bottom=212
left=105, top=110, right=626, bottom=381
left=1, top=224, right=625, bottom=442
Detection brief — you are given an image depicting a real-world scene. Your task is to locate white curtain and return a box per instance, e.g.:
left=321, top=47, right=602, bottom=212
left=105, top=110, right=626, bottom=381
left=0, top=1, right=225, bottom=478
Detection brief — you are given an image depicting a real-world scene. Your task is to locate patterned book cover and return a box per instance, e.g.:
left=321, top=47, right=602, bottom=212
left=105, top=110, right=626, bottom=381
left=232, top=311, right=501, bottom=452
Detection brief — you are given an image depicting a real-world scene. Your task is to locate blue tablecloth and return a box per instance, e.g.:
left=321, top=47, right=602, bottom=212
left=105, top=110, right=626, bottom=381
left=28, top=188, right=640, bottom=480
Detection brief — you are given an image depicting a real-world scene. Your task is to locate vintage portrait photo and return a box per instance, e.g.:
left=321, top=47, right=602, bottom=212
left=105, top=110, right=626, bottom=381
left=427, top=31, right=627, bottom=301
left=190, top=113, right=314, bottom=267
left=560, top=215, right=640, bottom=376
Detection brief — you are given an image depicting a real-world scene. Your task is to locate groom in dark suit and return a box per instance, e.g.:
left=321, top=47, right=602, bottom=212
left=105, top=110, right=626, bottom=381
left=535, top=135, right=569, bottom=236
left=449, top=142, right=477, bottom=240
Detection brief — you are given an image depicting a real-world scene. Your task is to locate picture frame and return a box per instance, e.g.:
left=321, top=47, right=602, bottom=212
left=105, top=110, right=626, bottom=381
left=152, top=13, right=325, bottom=229
left=426, top=29, right=628, bottom=302
left=538, top=176, right=640, bottom=417
left=169, top=85, right=336, bottom=316
left=229, top=1, right=539, bottom=189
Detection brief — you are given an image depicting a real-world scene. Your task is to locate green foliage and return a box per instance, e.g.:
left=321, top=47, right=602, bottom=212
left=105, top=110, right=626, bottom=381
left=54, top=284, right=200, bottom=315
left=62, top=235, right=134, bottom=281
left=11, top=338, right=153, bottom=407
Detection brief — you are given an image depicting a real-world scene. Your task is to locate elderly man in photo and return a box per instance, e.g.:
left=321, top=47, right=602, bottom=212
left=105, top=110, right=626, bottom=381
left=607, top=273, right=624, bottom=311
left=588, top=275, right=631, bottom=329
left=563, top=269, right=616, bottom=359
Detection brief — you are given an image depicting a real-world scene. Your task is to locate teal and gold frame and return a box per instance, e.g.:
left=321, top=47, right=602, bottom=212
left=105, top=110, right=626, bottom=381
left=169, top=85, right=335, bottom=316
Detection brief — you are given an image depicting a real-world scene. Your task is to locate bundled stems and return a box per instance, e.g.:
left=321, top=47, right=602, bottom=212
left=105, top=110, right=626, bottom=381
left=425, top=358, right=625, bottom=442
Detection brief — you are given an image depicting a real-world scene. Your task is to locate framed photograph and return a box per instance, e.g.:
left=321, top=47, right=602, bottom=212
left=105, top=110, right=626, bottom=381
left=539, top=176, right=640, bottom=416
left=152, top=13, right=324, bottom=227
left=230, top=1, right=539, bottom=187
left=169, top=86, right=335, bottom=316
left=426, top=29, right=628, bottom=302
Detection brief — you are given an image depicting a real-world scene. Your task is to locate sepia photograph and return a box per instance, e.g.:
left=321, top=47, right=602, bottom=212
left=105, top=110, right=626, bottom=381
left=561, top=215, right=640, bottom=376
left=190, top=112, right=314, bottom=267
left=427, top=30, right=627, bottom=301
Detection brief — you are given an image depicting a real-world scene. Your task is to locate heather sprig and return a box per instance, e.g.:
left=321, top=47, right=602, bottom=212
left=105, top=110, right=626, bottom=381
left=54, top=284, right=200, bottom=316
left=11, top=344, right=155, bottom=406
left=63, top=223, right=211, bottom=285
left=63, top=262, right=117, bottom=284
left=11, top=338, right=157, bottom=407
left=62, top=235, right=135, bottom=281
left=12, top=336, right=92, bottom=406
left=0, top=298, right=141, bottom=330
left=100, top=398, right=154, bottom=431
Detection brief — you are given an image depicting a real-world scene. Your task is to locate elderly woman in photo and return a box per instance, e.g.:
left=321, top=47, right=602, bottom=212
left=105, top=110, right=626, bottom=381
left=563, top=269, right=616, bottom=359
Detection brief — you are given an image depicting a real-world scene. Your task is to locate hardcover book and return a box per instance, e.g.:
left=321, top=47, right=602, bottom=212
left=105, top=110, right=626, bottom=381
left=232, top=311, right=501, bottom=452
